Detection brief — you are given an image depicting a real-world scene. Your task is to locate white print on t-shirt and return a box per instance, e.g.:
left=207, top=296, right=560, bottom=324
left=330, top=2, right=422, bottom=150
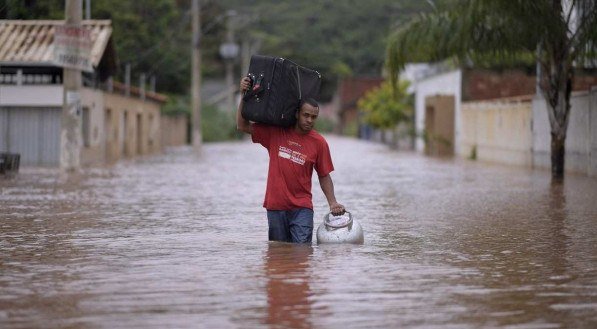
left=278, top=146, right=306, bottom=166
left=278, top=147, right=291, bottom=159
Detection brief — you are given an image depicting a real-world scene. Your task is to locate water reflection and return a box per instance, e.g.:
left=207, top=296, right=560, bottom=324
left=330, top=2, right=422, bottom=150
left=547, top=180, right=569, bottom=280
left=432, top=176, right=585, bottom=327
left=264, top=243, right=313, bottom=329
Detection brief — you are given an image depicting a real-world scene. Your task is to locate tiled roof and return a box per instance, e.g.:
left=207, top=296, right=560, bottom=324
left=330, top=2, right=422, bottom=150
left=0, top=20, right=113, bottom=67
left=111, top=81, right=168, bottom=103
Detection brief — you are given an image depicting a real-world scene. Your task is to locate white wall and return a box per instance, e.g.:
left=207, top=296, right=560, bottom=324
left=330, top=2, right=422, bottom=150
left=414, top=70, right=462, bottom=153
left=533, top=89, right=597, bottom=176
left=460, top=100, right=533, bottom=167
left=0, top=85, right=63, bottom=106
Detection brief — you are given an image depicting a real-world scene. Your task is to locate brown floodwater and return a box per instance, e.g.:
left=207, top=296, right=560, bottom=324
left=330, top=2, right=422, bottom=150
left=1, top=136, right=596, bottom=328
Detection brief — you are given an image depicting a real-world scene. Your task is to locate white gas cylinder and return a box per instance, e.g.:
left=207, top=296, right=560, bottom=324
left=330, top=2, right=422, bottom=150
left=316, top=211, right=364, bottom=244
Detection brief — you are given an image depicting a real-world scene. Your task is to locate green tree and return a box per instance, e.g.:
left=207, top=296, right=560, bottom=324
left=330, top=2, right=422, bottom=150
left=1, top=0, right=436, bottom=98
left=0, top=0, right=63, bottom=19
left=221, top=0, right=433, bottom=100
left=358, top=80, right=412, bottom=146
left=386, top=0, right=597, bottom=180
left=0, top=0, right=228, bottom=94
left=91, top=0, right=227, bottom=94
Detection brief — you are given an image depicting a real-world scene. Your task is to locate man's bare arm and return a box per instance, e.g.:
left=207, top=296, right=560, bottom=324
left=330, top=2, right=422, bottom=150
left=319, top=174, right=345, bottom=215
left=236, top=77, right=253, bottom=135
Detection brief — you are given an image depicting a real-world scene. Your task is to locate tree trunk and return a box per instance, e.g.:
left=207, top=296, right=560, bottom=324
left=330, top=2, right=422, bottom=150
left=543, top=76, right=572, bottom=180
left=540, top=52, right=573, bottom=181
left=537, top=0, right=575, bottom=180
left=550, top=132, right=565, bottom=180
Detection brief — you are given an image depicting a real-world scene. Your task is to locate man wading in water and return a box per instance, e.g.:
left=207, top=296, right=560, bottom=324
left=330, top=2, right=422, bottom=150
left=237, top=76, right=345, bottom=243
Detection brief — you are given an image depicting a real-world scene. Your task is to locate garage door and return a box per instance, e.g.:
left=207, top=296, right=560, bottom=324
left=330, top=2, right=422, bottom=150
left=0, top=107, right=61, bottom=166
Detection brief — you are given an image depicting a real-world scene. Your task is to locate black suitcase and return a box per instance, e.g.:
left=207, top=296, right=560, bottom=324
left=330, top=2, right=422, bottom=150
left=242, top=55, right=321, bottom=127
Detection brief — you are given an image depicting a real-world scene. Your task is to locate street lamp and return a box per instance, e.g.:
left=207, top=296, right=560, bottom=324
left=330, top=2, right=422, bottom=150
left=219, top=10, right=239, bottom=112
left=219, top=42, right=239, bottom=60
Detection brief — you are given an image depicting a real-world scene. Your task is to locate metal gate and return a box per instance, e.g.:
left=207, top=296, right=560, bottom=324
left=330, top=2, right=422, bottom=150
left=0, top=107, right=61, bottom=166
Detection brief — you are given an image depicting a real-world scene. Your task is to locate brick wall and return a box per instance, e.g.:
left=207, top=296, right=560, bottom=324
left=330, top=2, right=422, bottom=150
left=463, top=68, right=597, bottom=102
left=463, top=69, right=536, bottom=101
left=337, top=77, right=384, bottom=135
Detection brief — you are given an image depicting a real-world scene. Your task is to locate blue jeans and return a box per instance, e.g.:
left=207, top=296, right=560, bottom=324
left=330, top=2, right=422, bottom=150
left=267, top=208, right=314, bottom=243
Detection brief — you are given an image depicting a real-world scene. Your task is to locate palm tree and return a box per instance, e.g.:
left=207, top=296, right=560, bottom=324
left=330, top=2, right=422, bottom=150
left=386, top=0, right=597, bottom=180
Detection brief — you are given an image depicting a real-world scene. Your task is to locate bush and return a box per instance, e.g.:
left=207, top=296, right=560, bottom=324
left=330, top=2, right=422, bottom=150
left=162, top=94, right=189, bottom=116
left=201, top=105, right=243, bottom=142
left=162, top=94, right=242, bottom=143
left=315, top=116, right=335, bottom=133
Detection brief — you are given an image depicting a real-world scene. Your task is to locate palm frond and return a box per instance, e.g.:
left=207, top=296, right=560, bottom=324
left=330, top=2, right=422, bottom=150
left=570, top=0, right=597, bottom=63
left=385, top=0, right=583, bottom=85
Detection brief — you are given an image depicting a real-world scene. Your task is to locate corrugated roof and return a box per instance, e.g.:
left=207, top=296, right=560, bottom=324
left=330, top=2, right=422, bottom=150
left=0, top=20, right=113, bottom=67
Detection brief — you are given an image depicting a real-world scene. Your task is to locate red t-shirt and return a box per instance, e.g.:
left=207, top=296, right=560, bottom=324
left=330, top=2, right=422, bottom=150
left=252, top=123, right=334, bottom=210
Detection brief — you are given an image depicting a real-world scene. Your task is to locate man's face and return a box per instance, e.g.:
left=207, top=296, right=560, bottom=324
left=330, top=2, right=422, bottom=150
left=296, top=103, right=319, bottom=133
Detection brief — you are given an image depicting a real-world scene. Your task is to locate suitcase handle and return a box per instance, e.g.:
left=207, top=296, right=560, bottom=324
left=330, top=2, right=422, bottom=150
left=242, top=86, right=264, bottom=102
left=242, top=73, right=265, bottom=101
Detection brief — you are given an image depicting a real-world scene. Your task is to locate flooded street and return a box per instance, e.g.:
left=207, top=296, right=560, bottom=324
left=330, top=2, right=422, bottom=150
left=1, top=136, right=597, bottom=328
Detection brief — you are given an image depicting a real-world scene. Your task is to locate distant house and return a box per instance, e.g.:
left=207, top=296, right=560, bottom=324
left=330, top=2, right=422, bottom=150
left=0, top=20, right=169, bottom=167
left=411, top=67, right=537, bottom=156
left=332, top=76, right=384, bottom=136
left=410, top=65, right=597, bottom=176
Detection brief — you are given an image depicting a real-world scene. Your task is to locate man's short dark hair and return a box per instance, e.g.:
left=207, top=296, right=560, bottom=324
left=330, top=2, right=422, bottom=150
left=300, top=98, right=319, bottom=109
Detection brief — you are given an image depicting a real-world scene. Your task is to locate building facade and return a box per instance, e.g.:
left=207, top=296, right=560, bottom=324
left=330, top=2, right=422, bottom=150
left=411, top=66, right=597, bottom=176
left=0, top=20, right=167, bottom=167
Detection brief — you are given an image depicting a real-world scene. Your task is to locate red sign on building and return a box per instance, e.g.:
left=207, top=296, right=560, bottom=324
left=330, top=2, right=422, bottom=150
left=52, top=25, right=93, bottom=72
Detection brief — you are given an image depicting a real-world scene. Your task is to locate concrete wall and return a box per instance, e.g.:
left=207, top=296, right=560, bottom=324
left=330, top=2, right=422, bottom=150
left=413, top=68, right=597, bottom=176
left=161, top=114, right=188, bottom=147
left=533, top=89, right=597, bottom=176
left=460, top=98, right=533, bottom=167
left=0, top=85, right=63, bottom=106
left=80, top=88, right=105, bottom=166
left=414, top=70, right=462, bottom=153
left=103, top=92, right=161, bottom=164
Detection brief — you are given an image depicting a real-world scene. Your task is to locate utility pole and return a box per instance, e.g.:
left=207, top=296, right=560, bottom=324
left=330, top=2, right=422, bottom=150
left=125, top=63, right=131, bottom=97
left=150, top=75, right=156, bottom=93
left=241, top=38, right=250, bottom=76
left=225, top=12, right=235, bottom=113
left=191, top=0, right=202, bottom=148
left=60, top=0, right=83, bottom=171
left=139, top=73, right=146, bottom=101
left=85, top=0, right=90, bottom=20
left=219, top=11, right=238, bottom=112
